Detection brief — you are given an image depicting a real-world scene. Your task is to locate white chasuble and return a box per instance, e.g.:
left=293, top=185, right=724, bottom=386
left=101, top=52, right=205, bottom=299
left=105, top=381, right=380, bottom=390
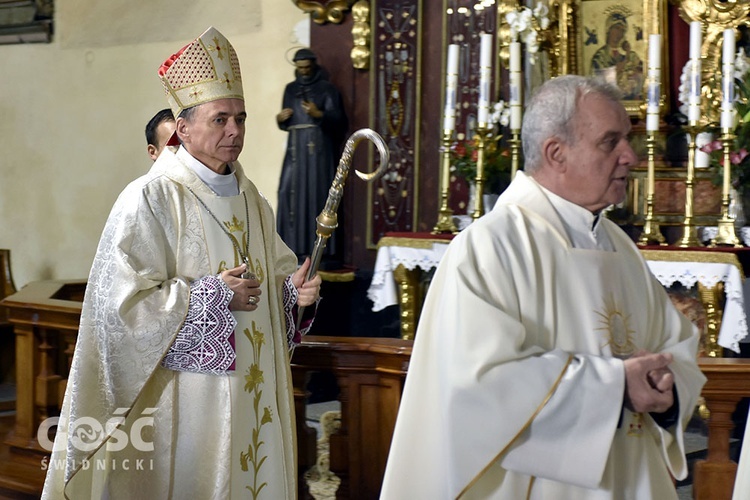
left=199, top=193, right=290, bottom=499
left=381, top=172, right=706, bottom=500
left=42, top=150, right=298, bottom=500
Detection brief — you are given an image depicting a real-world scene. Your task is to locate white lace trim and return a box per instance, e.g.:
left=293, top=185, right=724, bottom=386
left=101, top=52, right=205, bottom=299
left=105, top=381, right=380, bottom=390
left=646, top=261, right=748, bottom=353
left=367, top=243, right=450, bottom=312
left=161, top=274, right=238, bottom=374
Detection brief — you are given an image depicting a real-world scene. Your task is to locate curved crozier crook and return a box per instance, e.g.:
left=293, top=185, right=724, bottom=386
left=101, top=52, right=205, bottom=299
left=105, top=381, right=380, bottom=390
left=350, top=128, right=390, bottom=181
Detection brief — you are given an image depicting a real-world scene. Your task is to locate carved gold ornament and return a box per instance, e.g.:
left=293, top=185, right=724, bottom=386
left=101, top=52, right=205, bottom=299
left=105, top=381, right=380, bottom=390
left=292, top=0, right=354, bottom=24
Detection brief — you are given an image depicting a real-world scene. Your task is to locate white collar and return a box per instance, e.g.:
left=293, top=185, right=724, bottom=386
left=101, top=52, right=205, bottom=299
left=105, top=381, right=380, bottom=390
left=177, top=146, right=239, bottom=197
left=533, top=180, right=615, bottom=251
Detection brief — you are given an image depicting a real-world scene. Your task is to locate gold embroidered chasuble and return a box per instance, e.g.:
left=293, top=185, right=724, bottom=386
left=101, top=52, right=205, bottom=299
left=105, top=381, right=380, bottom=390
left=42, top=150, right=298, bottom=499
left=381, top=172, right=706, bottom=499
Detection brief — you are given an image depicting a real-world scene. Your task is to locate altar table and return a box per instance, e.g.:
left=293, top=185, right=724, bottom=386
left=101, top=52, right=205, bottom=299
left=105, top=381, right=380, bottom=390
left=368, top=233, right=750, bottom=353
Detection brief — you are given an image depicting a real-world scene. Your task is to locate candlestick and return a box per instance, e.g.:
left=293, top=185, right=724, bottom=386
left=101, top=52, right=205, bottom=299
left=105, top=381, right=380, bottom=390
left=638, top=131, right=666, bottom=246
left=478, top=33, right=492, bottom=126
left=677, top=126, right=703, bottom=247
left=509, top=41, right=522, bottom=130
left=710, top=127, right=742, bottom=247
left=646, top=34, right=661, bottom=132
left=688, top=22, right=702, bottom=125
left=443, top=44, right=459, bottom=133
left=471, top=125, right=491, bottom=220
left=509, top=130, right=521, bottom=180
left=689, top=22, right=702, bottom=60
left=721, top=28, right=736, bottom=130
left=432, top=131, right=459, bottom=234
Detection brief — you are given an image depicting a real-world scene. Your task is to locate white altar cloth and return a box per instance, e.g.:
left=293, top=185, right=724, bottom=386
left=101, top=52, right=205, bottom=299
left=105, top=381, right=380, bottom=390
left=369, top=242, right=748, bottom=351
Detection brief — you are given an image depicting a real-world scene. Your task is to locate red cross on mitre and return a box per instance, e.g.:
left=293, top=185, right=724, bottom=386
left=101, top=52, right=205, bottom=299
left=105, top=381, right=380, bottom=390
left=209, top=36, right=225, bottom=60
left=189, top=86, right=203, bottom=100
left=222, top=72, right=232, bottom=90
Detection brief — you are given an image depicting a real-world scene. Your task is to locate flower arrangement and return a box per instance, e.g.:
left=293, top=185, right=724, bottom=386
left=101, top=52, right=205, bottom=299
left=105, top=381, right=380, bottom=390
left=450, top=101, right=513, bottom=193
left=688, top=49, right=750, bottom=197
left=505, top=3, right=550, bottom=63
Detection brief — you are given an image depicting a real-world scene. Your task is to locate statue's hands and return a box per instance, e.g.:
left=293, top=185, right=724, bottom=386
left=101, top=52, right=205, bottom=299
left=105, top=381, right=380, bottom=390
left=291, top=257, right=321, bottom=307
left=277, top=108, right=293, bottom=123
left=301, top=100, right=323, bottom=119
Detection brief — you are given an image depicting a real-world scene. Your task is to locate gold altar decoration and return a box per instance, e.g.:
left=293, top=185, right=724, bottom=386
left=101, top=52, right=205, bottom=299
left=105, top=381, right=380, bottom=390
left=673, top=0, right=750, bottom=126
left=292, top=0, right=354, bottom=24
left=432, top=130, right=458, bottom=234
left=710, top=128, right=742, bottom=247
left=350, top=0, right=370, bottom=69
left=678, top=125, right=703, bottom=247
left=638, top=131, right=668, bottom=245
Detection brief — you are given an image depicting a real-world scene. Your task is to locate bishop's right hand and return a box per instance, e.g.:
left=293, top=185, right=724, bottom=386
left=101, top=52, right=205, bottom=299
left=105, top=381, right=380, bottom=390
left=222, top=264, right=262, bottom=311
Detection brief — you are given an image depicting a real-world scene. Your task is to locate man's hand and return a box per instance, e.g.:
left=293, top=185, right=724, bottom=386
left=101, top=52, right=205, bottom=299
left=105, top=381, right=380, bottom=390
left=277, top=108, right=293, bottom=123
left=291, top=257, right=321, bottom=307
left=623, top=351, right=675, bottom=413
left=221, top=264, right=261, bottom=311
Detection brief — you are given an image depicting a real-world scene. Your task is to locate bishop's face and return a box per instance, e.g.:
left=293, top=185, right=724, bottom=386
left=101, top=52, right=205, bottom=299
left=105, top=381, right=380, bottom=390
left=177, top=99, right=246, bottom=174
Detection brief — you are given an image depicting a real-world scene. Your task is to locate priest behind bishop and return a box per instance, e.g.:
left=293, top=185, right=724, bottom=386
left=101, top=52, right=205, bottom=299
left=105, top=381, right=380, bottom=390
left=41, top=26, right=321, bottom=500
left=381, top=75, right=706, bottom=499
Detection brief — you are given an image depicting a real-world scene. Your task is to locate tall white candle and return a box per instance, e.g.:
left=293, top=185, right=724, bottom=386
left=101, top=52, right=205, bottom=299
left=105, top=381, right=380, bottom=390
left=646, top=34, right=661, bottom=131
left=689, top=22, right=702, bottom=61
left=478, top=33, right=492, bottom=126
left=688, top=22, right=702, bottom=124
left=721, top=28, right=736, bottom=129
left=443, top=44, right=459, bottom=133
left=509, top=41, right=522, bottom=130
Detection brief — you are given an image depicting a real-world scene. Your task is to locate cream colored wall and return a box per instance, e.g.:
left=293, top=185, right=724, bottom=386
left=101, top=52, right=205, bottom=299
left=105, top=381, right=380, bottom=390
left=0, top=0, right=306, bottom=289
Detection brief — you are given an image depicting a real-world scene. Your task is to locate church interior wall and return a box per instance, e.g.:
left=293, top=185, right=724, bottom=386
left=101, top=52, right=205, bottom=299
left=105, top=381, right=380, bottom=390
left=0, top=0, right=305, bottom=289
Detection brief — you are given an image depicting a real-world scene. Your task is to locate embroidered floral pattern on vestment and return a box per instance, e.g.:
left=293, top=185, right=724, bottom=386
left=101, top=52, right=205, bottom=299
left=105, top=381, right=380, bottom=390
left=240, top=321, right=272, bottom=498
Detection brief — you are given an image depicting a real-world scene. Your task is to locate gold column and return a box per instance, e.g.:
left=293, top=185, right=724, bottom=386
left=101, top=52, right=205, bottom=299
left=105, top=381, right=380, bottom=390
left=698, top=282, right=725, bottom=358
left=393, top=264, right=420, bottom=340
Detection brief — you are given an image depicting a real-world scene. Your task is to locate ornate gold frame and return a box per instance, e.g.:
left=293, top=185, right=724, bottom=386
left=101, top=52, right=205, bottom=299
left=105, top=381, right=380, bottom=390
left=564, top=0, right=668, bottom=116
left=497, top=0, right=666, bottom=117
left=291, top=0, right=355, bottom=24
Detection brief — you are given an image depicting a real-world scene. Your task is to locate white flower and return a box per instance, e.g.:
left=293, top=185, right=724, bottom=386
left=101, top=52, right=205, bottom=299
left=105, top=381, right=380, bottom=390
left=735, top=48, right=750, bottom=80
left=523, top=31, right=539, bottom=54
left=505, top=4, right=548, bottom=63
left=533, top=3, right=550, bottom=29
left=677, top=60, right=691, bottom=116
left=490, top=100, right=511, bottom=127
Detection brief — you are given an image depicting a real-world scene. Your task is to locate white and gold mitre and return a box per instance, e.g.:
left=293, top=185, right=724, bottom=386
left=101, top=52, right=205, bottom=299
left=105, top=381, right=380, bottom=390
left=158, top=26, right=243, bottom=119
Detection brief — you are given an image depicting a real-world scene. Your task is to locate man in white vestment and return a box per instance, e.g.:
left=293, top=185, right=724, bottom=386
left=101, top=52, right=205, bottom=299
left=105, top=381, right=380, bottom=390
left=381, top=75, right=706, bottom=499
left=42, top=26, right=321, bottom=500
